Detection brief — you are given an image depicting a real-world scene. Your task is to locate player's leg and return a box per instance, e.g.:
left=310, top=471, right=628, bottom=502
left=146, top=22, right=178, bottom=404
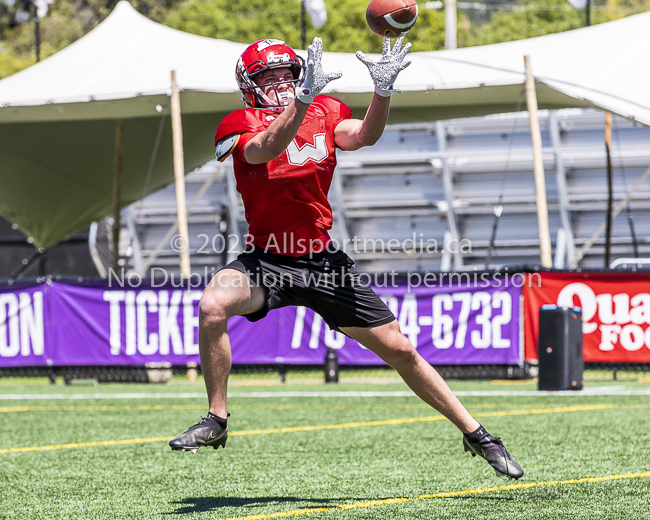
left=198, top=268, right=266, bottom=416
left=340, top=320, right=479, bottom=433
left=340, top=321, right=524, bottom=479
left=169, top=268, right=266, bottom=453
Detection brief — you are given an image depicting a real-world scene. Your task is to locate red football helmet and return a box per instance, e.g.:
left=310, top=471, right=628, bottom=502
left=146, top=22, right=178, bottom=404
left=236, top=39, right=306, bottom=110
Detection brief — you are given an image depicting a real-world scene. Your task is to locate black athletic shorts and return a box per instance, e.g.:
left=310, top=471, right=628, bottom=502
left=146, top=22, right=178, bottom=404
left=221, top=248, right=396, bottom=332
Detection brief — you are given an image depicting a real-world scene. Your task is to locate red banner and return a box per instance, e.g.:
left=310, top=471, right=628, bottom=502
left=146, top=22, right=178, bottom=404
left=523, top=272, right=650, bottom=362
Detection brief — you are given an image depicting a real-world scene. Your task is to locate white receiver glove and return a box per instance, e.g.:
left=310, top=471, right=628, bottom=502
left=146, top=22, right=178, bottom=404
left=356, top=36, right=412, bottom=97
left=296, top=37, right=343, bottom=104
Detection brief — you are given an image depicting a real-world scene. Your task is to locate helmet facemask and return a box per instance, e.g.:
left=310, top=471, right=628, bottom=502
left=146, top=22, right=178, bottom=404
left=250, top=67, right=301, bottom=112
left=236, top=40, right=306, bottom=112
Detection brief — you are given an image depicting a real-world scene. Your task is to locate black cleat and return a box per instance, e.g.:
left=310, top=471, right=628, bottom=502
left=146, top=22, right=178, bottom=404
left=169, top=415, right=228, bottom=453
left=463, top=427, right=524, bottom=480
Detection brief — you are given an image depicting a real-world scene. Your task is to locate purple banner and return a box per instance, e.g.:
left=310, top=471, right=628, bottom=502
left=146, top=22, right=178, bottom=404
left=0, top=279, right=521, bottom=367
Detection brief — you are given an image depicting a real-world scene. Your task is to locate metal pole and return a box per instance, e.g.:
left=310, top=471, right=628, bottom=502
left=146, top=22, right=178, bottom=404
left=549, top=111, right=576, bottom=268
left=301, top=0, right=306, bottom=49
left=332, top=167, right=352, bottom=258
left=124, top=205, right=143, bottom=275
left=112, top=119, right=124, bottom=273
left=445, top=0, right=457, bottom=50
left=34, top=16, right=40, bottom=62
left=436, top=121, right=462, bottom=269
left=219, top=205, right=229, bottom=269
left=605, top=112, right=613, bottom=268
left=586, top=0, right=591, bottom=27
left=225, top=163, right=243, bottom=264
left=140, top=170, right=219, bottom=274
left=8, top=249, right=45, bottom=280
left=170, top=70, right=192, bottom=279
left=524, top=56, right=553, bottom=269
left=554, top=228, right=567, bottom=269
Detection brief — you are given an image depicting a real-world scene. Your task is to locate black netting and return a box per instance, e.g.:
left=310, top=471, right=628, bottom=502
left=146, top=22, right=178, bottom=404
left=2, top=362, right=648, bottom=383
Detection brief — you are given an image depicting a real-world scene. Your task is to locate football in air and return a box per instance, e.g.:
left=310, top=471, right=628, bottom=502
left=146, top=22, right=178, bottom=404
left=366, top=0, right=418, bottom=38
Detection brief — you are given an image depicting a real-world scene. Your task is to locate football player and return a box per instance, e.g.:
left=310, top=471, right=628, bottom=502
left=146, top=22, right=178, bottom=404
left=169, top=37, right=524, bottom=480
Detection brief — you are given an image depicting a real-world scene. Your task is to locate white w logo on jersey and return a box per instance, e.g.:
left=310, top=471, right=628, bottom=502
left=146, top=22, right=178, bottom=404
left=286, top=133, right=328, bottom=166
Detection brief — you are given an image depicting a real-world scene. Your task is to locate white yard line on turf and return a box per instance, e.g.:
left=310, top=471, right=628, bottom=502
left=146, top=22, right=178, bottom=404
left=0, top=392, right=209, bottom=400
left=455, top=388, right=650, bottom=396
left=232, top=388, right=650, bottom=397
left=0, top=391, right=411, bottom=400
left=1, top=387, right=650, bottom=400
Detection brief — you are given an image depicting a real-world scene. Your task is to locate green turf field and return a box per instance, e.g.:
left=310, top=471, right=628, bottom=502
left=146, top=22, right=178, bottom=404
left=1, top=373, right=649, bottom=520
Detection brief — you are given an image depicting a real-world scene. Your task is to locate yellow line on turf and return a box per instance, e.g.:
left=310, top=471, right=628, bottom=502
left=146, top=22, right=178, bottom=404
left=229, top=404, right=611, bottom=436
left=218, top=471, right=650, bottom=520
left=0, top=436, right=173, bottom=453
left=0, top=404, right=612, bottom=454
left=474, top=403, right=612, bottom=418
left=489, top=379, right=538, bottom=385
left=229, top=415, right=446, bottom=436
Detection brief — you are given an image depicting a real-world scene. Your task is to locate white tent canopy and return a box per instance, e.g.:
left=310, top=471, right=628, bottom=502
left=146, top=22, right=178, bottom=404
left=1, top=2, right=650, bottom=124
left=0, top=2, right=649, bottom=249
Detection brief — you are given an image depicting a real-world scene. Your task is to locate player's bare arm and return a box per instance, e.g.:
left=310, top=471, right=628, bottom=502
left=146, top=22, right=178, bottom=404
left=243, top=86, right=310, bottom=164
left=334, top=94, right=390, bottom=151
left=244, top=37, right=342, bottom=164
left=335, top=36, right=412, bottom=151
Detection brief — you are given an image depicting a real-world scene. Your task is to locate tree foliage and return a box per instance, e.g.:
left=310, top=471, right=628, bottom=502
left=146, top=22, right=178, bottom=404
left=0, top=0, right=180, bottom=77
left=467, top=0, right=650, bottom=45
left=164, top=0, right=459, bottom=53
left=0, top=0, right=649, bottom=79
left=469, top=0, right=584, bottom=45
left=0, top=43, right=33, bottom=77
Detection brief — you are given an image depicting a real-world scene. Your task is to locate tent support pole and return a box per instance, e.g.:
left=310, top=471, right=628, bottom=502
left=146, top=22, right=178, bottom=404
left=112, top=119, right=124, bottom=273
left=524, top=56, right=552, bottom=268
left=171, top=70, right=192, bottom=279
left=605, top=112, right=613, bottom=268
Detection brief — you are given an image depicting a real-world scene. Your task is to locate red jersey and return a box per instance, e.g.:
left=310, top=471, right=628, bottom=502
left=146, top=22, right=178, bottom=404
left=214, top=95, right=352, bottom=257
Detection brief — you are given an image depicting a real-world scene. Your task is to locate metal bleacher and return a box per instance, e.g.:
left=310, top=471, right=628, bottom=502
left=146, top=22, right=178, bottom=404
left=111, top=108, right=650, bottom=278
